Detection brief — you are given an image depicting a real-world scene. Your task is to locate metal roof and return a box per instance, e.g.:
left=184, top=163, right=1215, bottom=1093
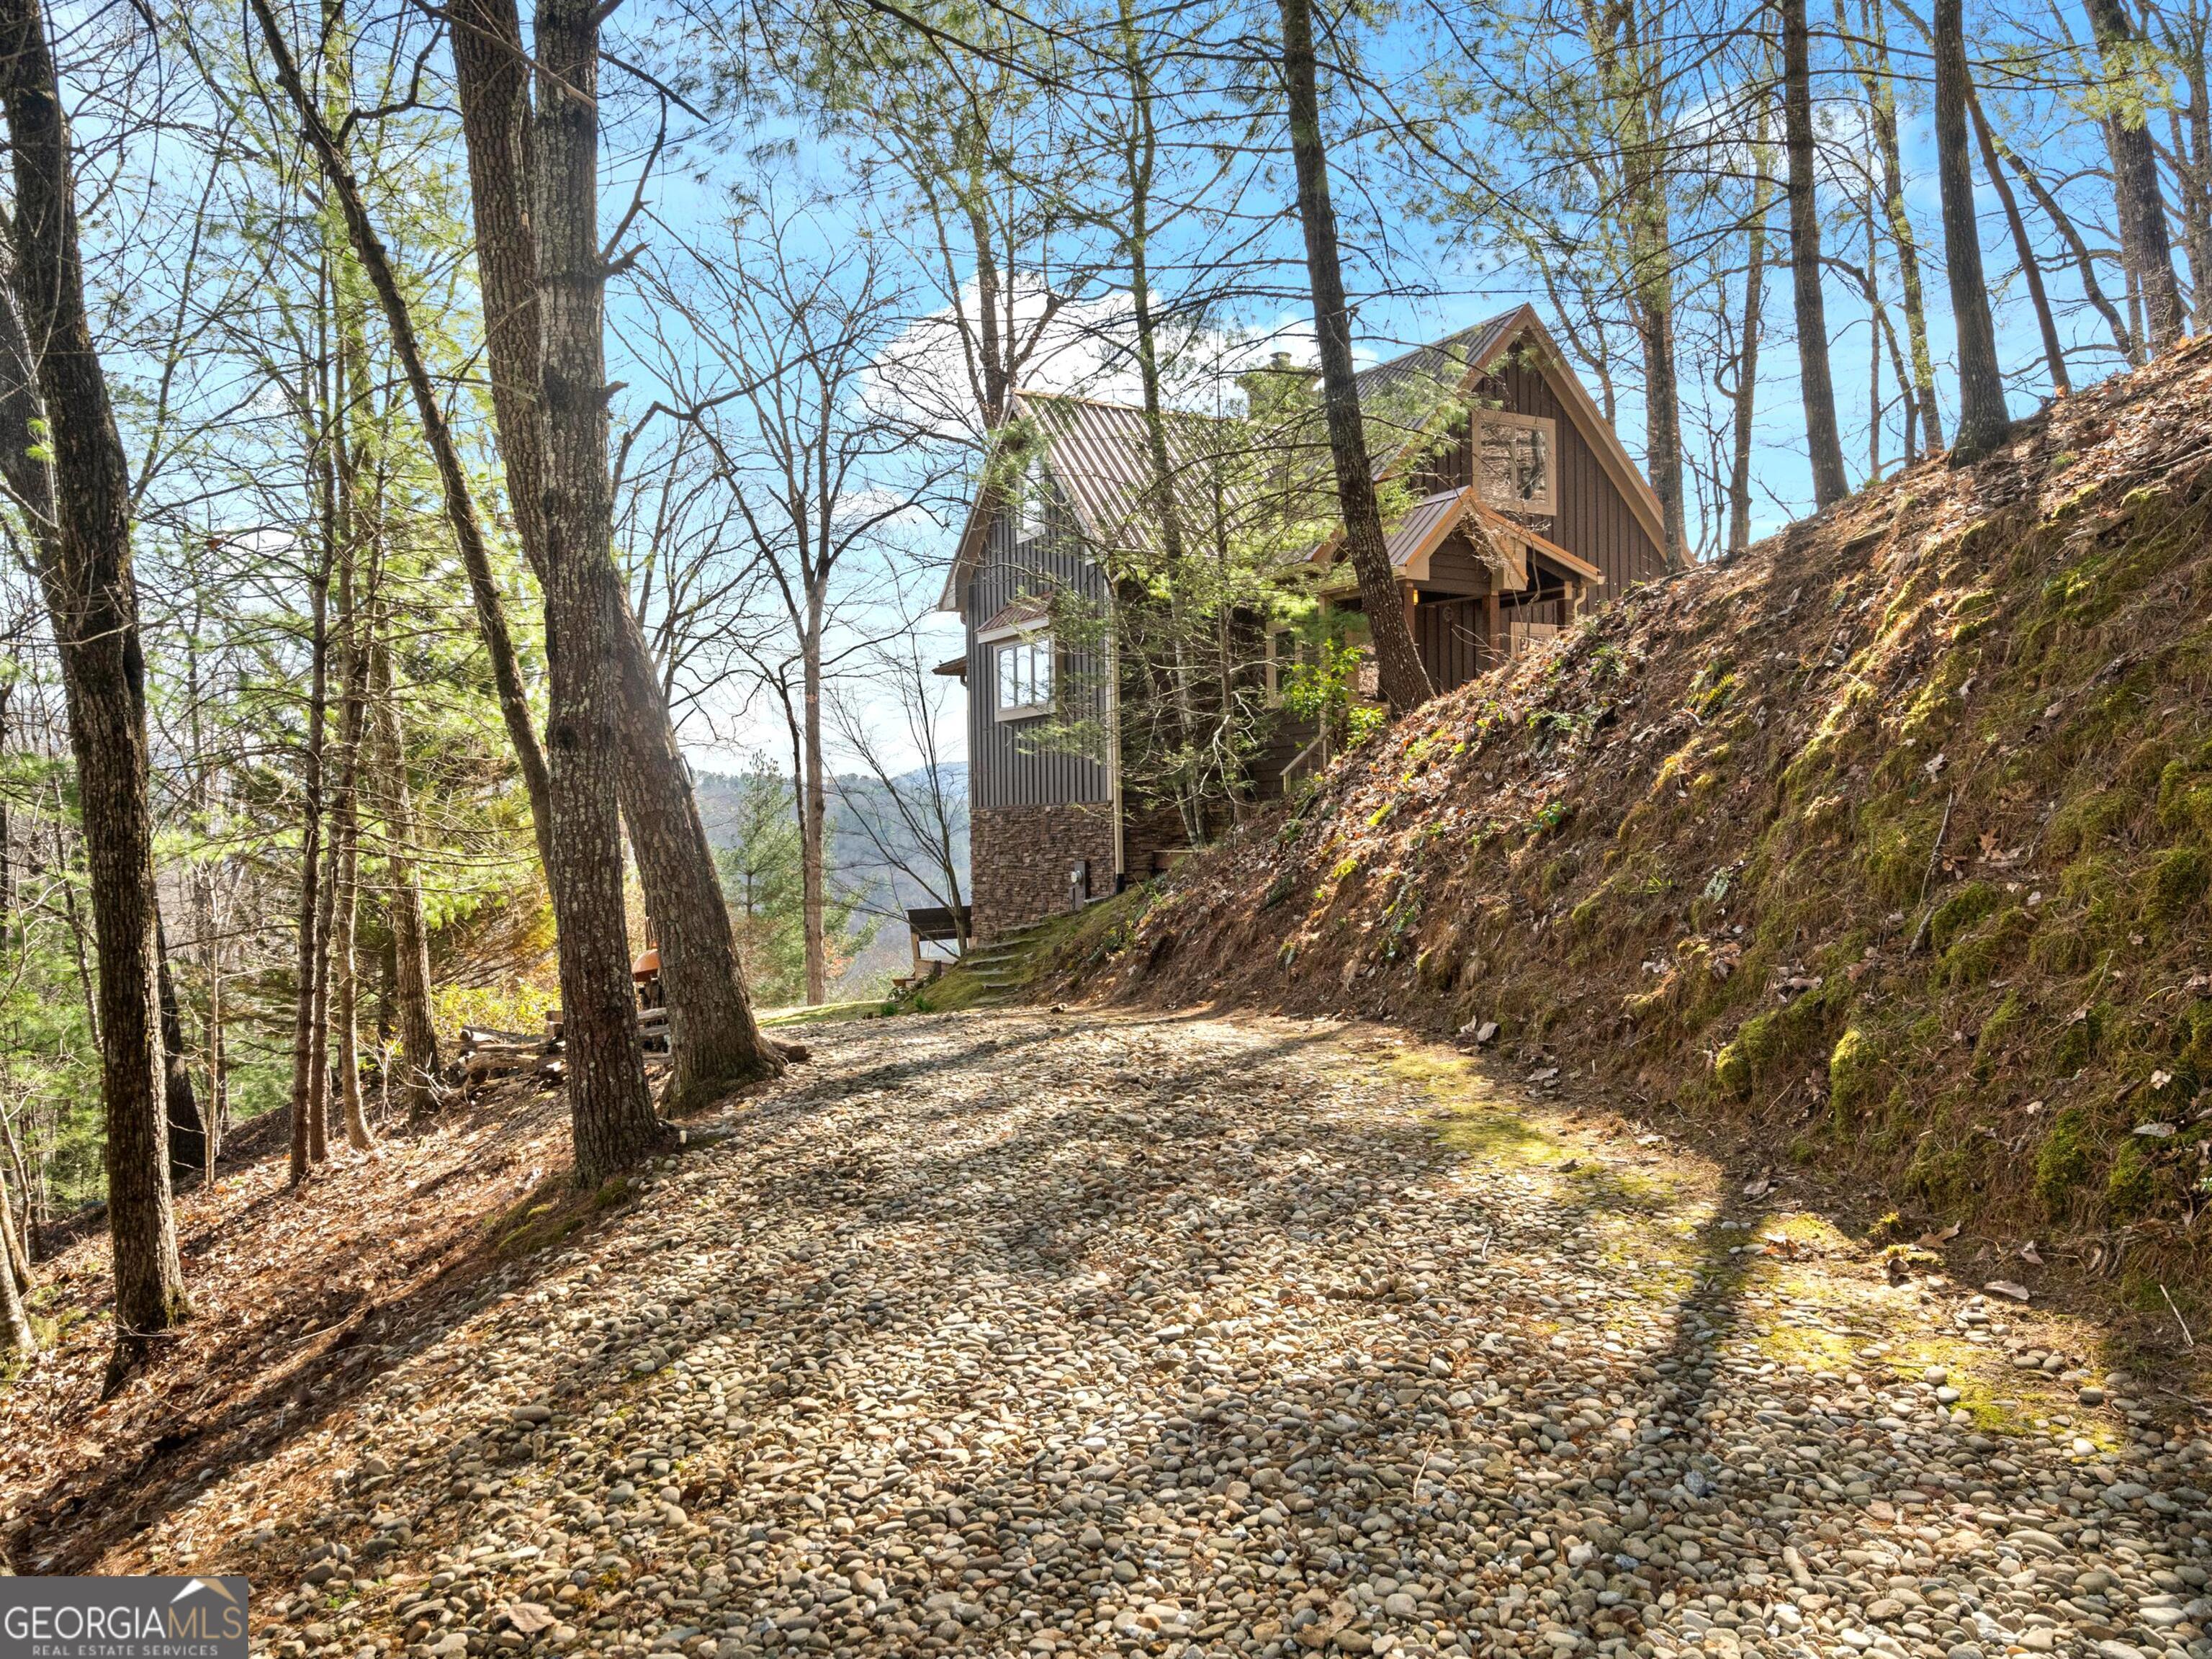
left=940, top=306, right=1668, bottom=610
left=1012, top=390, right=1226, bottom=559
left=1324, top=484, right=1606, bottom=591
left=1352, top=310, right=1522, bottom=412
left=977, top=594, right=1053, bottom=637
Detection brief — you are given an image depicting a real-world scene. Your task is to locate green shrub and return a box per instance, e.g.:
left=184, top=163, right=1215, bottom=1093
left=2052, top=1005, right=2107, bottom=1073
left=2047, top=790, right=2134, bottom=860
left=1905, top=1137, right=1974, bottom=1206
left=1974, top=992, right=2026, bottom=1078
left=2157, top=752, right=2212, bottom=835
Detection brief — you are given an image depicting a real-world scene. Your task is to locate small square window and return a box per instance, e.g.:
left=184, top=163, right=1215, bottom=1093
left=1473, top=411, right=1556, bottom=516
left=994, top=636, right=1055, bottom=719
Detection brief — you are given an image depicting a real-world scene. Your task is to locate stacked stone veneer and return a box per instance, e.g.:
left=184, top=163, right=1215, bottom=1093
left=971, top=804, right=1118, bottom=940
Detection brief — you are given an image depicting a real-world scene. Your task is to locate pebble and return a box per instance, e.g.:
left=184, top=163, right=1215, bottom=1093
left=147, top=1011, right=2211, bottom=1659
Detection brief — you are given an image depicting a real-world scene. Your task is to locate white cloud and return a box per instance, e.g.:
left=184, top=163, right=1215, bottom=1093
left=865, top=276, right=1340, bottom=432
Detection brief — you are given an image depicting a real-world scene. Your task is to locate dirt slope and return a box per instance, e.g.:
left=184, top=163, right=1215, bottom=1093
left=1043, top=343, right=2212, bottom=1342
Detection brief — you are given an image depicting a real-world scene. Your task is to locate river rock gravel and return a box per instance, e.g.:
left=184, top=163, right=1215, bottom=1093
left=121, top=1010, right=2210, bottom=1659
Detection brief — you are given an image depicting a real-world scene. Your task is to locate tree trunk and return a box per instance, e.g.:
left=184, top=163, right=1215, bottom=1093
left=0, top=1162, right=27, bottom=1292
left=368, top=631, right=441, bottom=1114
left=2177, top=44, right=2212, bottom=331
left=156, top=917, right=205, bottom=1173
left=328, top=543, right=372, bottom=1151
left=1933, top=0, right=2012, bottom=462
left=0, top=685, right=10, bottom=924
left=608, top=596, right=779, bottom=1106
left=308, top=804, right=335, bottom=1165
left=1612, top=0, right=1686, bottom=563
left=2084, top=0, right=2188, bottom=350
left=2002, top=140, right=2138, bottom=361
left=1781, top=0, right=1851, bottom=505
left=0, top=0, right=188, bottom=1378
left=1729, top=159, right=1773, bottom=557
left=1848, top=0, right=1945, bottom=454
left=0, top=1164, right=32, bottom=1362
left=1277, top=0, right=1431, bottom=714
left=1968, top=86, right=2069, bottom=394
left=801, top=607, right=828, bottom=1005
left=534, top=0, right=667, bottom=1180
left=449, top=0, right=780, bottom=1107
left=289, top=369, right=332, bottom=1187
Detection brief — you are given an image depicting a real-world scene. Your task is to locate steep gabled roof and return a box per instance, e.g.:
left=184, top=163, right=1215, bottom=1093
left=938, top=307, right=1668, bottom=611
left=1352, top=310, right=1523, bottom=410
left=1357, top=304, right=1668, bottom=555
left=939, top=389, right=1228, bottom=611
left=1310, top=485, right=1606, bottom=591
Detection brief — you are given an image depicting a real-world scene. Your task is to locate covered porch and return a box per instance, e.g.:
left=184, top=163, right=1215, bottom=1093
left=1318, top=485, right=1606, bottom=696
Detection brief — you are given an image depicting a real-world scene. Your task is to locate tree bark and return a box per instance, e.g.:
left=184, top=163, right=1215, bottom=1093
left=1933, top=0, right=2012, bottom=462
left=289, top=323, right=333, bottom=1187
left=608, top=595, right=779, bottom=1105
left=1277, top=0, right=1431, bottom=714
left=249, top=0, right=552, bottom=884
left=0, top=1162, right=27, bottom=1292
left=801, top=603, right=829, bottom=1004
left=534, top=0, right=669, bottom=1179
left=1730, top=161, right=1773, bottom=557
left=2084, top=0, right=2188, bottom=350
left=2174, top=45, right=2212, bottom=331
left=1845, top=0, right=1944, bottom=452
left=1609, top=0, right=1687, bottom=563
left=369, top=631, right=441, bottom=1114
left=1968, top=86, right=2069, bottom=394
left=0, top=0, right=188, bottom=1377
left=0, top=1163, right=32, bottom=1362
left=1781, top=0, right=1851, bottom=505
left=156, top=918, right=205, bottom=1172
left=307, top=800, right=335, bottom=1165
left=328, top=534, right=373, bottom=1151
left=450, top=0, right=779, bottom=1106
left=2001, top=140, right=2138, bottom=361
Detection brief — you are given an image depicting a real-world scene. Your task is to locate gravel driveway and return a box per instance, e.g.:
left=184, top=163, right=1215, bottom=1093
left=206, top=1010, right=2209, bottom=1659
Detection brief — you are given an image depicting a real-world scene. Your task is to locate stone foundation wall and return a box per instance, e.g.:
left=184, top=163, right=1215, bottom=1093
left=971, top=804, right=1118, bottom=940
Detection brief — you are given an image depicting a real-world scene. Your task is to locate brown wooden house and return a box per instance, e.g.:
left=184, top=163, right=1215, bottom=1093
left=1305, top=304, right=1671, bottom=695
left=939, top=306, right=1671, bottom=940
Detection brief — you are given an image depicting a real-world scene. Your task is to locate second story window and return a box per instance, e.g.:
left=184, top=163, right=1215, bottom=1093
left=1017, top=472, right=1051, bottom=545
left=1473, top=410, right=1557, bottom=516
left=994, top=636, right=1054, bottom=719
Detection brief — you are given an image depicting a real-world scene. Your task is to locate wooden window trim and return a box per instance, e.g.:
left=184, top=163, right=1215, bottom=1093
left=1473, top=409, right=1557, bottom=516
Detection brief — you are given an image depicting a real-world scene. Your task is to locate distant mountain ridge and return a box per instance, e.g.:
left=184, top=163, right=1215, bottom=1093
left=692, top=763, right=969, bottom=996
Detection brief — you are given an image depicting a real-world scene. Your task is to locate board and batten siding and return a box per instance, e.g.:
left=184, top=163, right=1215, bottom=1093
left=962, top=502, right=1113, bottom=810
left=1416, top=359, right=1666, bottom=598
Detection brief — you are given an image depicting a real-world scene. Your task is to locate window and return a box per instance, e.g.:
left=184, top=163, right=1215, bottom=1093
left=1016, top=472, right=1051, bottom=544
left=1473, top=410, right=1556, bottom=516
left=994, top=636, right=1054, bottom=719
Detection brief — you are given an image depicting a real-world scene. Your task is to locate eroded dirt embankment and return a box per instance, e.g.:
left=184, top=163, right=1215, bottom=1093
left=1040, top=343, right=2212, bottom=1352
